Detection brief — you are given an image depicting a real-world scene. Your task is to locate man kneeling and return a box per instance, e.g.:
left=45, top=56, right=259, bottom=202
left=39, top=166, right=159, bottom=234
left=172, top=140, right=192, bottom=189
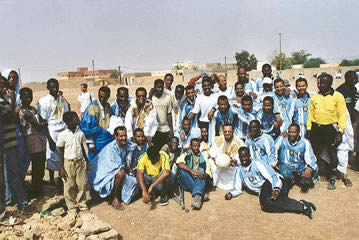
left=225, top=147, right=317, bottom=219
left=137, top=146, right=171, bottom=206
left=176, top=138, right=207, bottom=209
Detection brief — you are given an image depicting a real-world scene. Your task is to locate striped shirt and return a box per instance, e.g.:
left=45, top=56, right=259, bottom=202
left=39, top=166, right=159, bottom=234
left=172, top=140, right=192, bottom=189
left=0, top=98, right=17, bottom=149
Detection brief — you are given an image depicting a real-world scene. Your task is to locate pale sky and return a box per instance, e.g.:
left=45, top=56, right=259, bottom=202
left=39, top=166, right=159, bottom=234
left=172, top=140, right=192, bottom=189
left=0, top=0, right=358, bottom=82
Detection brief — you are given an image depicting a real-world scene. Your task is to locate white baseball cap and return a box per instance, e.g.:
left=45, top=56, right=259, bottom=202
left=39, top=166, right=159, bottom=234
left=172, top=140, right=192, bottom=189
left=262, top=77, right=272, bottom=85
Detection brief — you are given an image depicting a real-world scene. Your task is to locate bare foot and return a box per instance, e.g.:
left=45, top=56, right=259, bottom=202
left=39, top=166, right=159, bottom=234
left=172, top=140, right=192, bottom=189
left=111, top=198, right=125, bottom=210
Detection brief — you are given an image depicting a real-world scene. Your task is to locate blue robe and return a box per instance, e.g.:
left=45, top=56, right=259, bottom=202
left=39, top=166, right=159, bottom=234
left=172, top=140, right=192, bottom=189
left=88, top=140, right=138, bottom=204
left=80, top=100, right=113, bottom=162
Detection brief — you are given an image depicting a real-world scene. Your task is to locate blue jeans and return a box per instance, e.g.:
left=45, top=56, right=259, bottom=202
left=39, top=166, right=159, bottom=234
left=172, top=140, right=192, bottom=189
left=178, top=168, right=206, bottom=196
left=143, top=174, right=169, bottom=196
left=280, top=163, right=318, bottom=186
left=4, top=147, right=27, bottom=205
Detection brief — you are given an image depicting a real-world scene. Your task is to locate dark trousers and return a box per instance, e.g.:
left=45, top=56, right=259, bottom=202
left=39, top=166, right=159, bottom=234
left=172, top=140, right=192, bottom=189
left=153, top=131, right=170, bottom=150
left=31, top=152, right=46, bottom=194
left=310, top=123, right=339, bottom=178
left=143, top=174, right=170, bottom=196
left=259, top=180, right=304, bottom=214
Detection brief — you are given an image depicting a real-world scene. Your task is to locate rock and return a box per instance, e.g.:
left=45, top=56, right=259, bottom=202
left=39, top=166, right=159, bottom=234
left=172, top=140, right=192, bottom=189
left=74, top=217, right=83, bottom=228
left=30, top=213, right=41, bottom=220
left=81, top=213, right=98, bottom=222
left=80, top=218, right=111, bottom=235
left=59, top=212, right=77, bottom=231
left=97, top=228, right=119, bottom=240
left=87, top=235, right=100, bottom=240
left=23, top=224, right=31, bottom=231
left=23, top=230, right=34, bottom=240
left=78, top=235, right=86, bottom=240
left=41, top=196, right=64, bottom=211
left=52, top=207, right=65, bottom=217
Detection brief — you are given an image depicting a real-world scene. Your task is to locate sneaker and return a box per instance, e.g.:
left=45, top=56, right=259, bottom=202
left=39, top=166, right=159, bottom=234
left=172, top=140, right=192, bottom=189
left=191, top=195, right=202, bottom=209
left=300, top=200, right=316, bottom=219
left=203, top=193, right=209, bottom=202
left=327, top=178, right=336, bottom=190
left=160, top=195, right=169, bottom=206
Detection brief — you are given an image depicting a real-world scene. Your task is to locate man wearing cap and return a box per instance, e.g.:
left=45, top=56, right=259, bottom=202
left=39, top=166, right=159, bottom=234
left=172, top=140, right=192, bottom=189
left=307, top=73, right=347, bottom=190
left=257, top=77, right=275, bottom=102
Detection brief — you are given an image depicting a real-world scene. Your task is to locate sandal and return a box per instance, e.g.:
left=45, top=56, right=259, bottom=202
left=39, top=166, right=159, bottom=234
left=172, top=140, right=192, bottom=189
left=342, top=178, right=353, bottom=187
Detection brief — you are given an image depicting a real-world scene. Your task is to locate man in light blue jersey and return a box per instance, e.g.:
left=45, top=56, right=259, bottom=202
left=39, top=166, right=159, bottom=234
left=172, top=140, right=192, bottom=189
left=256, top=96, right=286, bottom=140
left=236, top=95, right=260, bottom=140
left=230, top=67, right=257, bottom=101
left=208, top=95, right=239, bottom=145
left=272, top=78, right=292, bottom=122
left=175, top=118, right=200, bottom=151
left=246, top=120, right=277, bottom=167
left=288, top=78, right=313, bottom=137
left=178, top=85, right=197, bottom=130
left=225, top=147, right=316, bottom=219
left=255, top=64, right=273, bottom=95
left=277, top=124, right=318, bottom=193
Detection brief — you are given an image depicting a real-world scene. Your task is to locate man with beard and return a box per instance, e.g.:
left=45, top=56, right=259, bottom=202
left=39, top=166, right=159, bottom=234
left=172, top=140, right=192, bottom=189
left=307, top=73, right=347, bottom=190
left=125, top=87, right=158, bottom=142
left=208, top=123, right=245, bottom=190
left=277, top=124, right=318, bottom=193
left=225, top=147, right=317, bottom=219
left=111, top=87, right=131, bottom=123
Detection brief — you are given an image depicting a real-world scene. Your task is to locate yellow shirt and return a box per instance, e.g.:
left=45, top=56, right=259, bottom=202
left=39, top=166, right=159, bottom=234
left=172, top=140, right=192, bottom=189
left=307, top=91, right=347, bottom=132
left=137, top=151, right=170, bottom=177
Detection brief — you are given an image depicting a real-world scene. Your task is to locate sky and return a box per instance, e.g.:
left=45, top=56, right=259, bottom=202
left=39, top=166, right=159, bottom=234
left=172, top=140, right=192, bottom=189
left=0, top=0, right=358, bottom=82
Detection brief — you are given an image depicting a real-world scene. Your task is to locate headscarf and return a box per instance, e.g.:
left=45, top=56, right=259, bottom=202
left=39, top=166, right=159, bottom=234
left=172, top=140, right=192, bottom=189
left=1, top=68, right=21, bottom=106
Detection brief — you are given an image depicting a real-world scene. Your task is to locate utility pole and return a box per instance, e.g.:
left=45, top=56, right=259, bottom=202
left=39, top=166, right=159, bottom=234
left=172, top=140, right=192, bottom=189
left=278, top=32, right=283, bottom=72
left=92, top=59, right=96, bottom=84
left=224, top=56, right=227, bottom=77
left=18, top=68, right=22, bottom=84
left=118, top=66, right=122, bottom=84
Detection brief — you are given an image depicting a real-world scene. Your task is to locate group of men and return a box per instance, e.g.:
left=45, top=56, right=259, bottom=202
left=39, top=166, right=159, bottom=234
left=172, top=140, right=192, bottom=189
left=0, top=64, right=358, bottom=220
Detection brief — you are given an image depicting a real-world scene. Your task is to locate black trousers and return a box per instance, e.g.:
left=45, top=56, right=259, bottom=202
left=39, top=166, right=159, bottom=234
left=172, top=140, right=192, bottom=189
left=310, top=123, right=339, bottom=178
left=31, top=152, right=46, bottom=194
left=153, top=131, right=170, bottom=150
left=259, top=180, right=304, bottom=214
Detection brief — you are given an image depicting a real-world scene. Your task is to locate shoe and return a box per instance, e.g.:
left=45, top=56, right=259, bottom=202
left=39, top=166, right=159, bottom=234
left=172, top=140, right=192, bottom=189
left=327, top=178, right=336, bottom=190
left=300, top=184, right=309, bottom=193
left=342, top=178, right=353, bottom=187
left=300, top=200, right=316, bottom=219
left=203, top=193, right=209, bottom=202
left=191, top=195, right=203, bottom=209
left=160, top=195, right=169, bottom=206
left=17, top=203, right=34, bottom=215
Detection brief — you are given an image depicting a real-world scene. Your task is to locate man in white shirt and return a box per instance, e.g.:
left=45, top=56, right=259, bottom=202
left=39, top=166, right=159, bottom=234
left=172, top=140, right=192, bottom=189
left=77, top=84, right=94, bottom=117
left=188, top=77, right=218, bottom=129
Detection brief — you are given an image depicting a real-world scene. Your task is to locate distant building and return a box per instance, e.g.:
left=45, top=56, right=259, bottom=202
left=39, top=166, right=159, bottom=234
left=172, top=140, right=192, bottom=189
left=57, top=67, right=112, bottom=81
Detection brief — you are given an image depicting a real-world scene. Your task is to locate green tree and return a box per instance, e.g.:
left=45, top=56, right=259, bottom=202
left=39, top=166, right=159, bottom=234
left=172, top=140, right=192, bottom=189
left=271, top=53, right=292, bottom=70
left=110, top=69, right=119, bottom=78
left=290, top=50, right=311, bottom=65
left=234, top=50, right=258, bottom=71
left=303, top=58, right=326, bottom=68
left=339, top=58, right=359, bottom=66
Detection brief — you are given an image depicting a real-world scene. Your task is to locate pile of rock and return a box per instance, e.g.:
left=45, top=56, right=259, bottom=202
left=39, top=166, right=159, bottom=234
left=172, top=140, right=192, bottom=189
left=0, top=197, right=119, bottom=240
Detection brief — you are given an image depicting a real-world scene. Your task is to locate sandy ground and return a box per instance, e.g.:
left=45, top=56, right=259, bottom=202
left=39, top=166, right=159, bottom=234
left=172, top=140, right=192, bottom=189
left=24, top=79, right=359, bottom=240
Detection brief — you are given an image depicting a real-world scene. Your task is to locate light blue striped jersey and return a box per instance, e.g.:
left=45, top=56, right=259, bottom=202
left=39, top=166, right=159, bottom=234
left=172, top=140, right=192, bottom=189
left=287, top=93, right=313, bottom=136
left=236, top=105, right=260, bottom=139
left=246, top=133, right=277, bottom=167
left=229, top=160, right=282, bottom=197
left=277, top=136, right=317, bottom=170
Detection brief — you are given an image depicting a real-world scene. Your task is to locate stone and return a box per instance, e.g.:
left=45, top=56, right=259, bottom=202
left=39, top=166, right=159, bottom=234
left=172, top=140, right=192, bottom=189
left=23, top=230, right=34, bottom=240
left=87, top=235, right=100, bottom=240
left=78, top=235, right=86, bottom=240
left=59, top=212, right=77, bottom=231
left=80, top=218, right=111, bottom=235
left=30, top=213, right=41, bottom=220
left=81, top=213, right=98, bottom=222
left=51, top=207, right=65, bottom=217
left=74, top=217, right=83, bottom=228
left=41, top=196, right=64, bottom=211
left=97, top=228, right=119, bottom=240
